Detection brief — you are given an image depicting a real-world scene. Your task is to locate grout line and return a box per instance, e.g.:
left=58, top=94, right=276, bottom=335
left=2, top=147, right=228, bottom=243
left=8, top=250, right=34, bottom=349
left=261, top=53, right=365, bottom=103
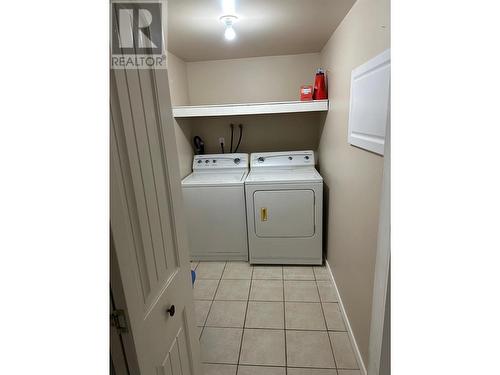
left=235, top=265, right=253, bottom=374
left=199, top=262, right=227, bottom=339
left=199, top=299, right=213, bottom=333
left=204, top=362, right=355, bottom=370
left=315, top=276, right=338, bottom=369
left=196, top=325, right=345, bottom=332
left=203, top=278, right=327, bottom=281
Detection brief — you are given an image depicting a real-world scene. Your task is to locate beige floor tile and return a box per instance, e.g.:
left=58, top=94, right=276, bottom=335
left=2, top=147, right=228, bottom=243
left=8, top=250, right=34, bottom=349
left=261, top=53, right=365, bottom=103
left=322, top=303, right=346, bottom=331
left=202, top=363, right=237, bottom=375
left=249, top=280, right=284, bottom=301
left=337, top=371, right=361, bottom=375
left=284, top=281, right=320, bottom=302
left=283, top=266, right=315, bottom=280
left=194, top=300, right=212, bottom=326
left=285, top=302, right=326, bottom=330
left=206, top=300, right=247, bottom=328
left=239, top=329, right=286, bottom=366
left=252, top=265, right=283, bottom=280
left=317, top=281, right=339, bottom=302
left=286, top=330, right=335, bottom=368
left=200, top=327, right=242, bottom=364
left=329, top=332, right=359, bottom=369
left=222, top=262, right=253, bottom=279
left=196, top=262, right=226, bottom=279
left=313, top=266, right=331, bottom=280
left=287, top=368, right=337, bottom=375
left=245, top=301, right=284, bottom=329
left=238, top=365, right=286, bottom=375
left=215, top=279, right=250, bottom=301
left=193, top=279, right=219, bottom=300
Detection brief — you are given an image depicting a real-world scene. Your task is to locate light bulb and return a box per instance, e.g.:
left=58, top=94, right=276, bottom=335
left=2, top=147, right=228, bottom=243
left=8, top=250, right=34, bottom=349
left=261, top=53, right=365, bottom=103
left=220, top=15, right=238, bottom=41
left=224, top=25, right=236, bottom=41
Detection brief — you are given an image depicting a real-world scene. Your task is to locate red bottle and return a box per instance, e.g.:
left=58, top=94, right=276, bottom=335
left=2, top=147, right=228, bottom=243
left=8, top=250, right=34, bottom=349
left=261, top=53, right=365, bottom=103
left=313, top=68, right=327, bottom=100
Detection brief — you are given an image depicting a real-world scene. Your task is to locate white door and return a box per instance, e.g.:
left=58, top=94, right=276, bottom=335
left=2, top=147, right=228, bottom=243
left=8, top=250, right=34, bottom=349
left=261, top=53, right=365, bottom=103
left=110, top=58, right=201, bottom=374
left=254, top=190, right=315, bottom=237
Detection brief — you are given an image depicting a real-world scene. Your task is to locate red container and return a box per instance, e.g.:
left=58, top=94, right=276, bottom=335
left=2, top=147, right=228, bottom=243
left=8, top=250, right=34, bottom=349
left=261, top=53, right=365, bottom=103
left=313, top=68, right=327, bottom=100
left=300, top=85, right=313, bottom=101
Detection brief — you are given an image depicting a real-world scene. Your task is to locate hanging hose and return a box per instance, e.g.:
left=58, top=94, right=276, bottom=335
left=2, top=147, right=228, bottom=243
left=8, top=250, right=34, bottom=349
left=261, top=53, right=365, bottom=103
left=234, top=124, right=243, bottom=152
left=193, top=136, right=205, bottom=155
left=229, top=123, right=234, bottom=153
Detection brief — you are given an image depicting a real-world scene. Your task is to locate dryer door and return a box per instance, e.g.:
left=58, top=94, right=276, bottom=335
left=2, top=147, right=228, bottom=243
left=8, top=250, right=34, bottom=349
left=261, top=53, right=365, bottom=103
left=254, top=190, right=315, bottom=237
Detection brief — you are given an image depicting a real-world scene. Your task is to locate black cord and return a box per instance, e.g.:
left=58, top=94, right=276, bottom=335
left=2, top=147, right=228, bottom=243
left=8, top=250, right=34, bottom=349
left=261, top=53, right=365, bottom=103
left=234, top=124, right=243, bottom=152
left=221, top=142, right=224, bottom=154
left=229, top=123, right=234, bottom=153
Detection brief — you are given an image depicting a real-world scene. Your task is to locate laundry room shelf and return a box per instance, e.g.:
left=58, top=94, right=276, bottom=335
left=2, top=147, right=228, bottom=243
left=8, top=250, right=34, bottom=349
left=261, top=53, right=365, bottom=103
left=172, top=100, right=329, bottom=118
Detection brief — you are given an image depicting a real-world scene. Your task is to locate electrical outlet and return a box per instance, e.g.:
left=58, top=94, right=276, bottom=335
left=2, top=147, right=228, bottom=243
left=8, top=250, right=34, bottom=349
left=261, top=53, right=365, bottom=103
left=218, top=137, right=225, bottom=145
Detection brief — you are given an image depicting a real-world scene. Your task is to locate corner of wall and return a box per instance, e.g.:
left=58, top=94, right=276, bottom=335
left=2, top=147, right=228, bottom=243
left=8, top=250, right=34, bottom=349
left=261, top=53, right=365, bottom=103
left=167, top=51, right=194, bottom=179
left=167, top=51, right=191, bottom=106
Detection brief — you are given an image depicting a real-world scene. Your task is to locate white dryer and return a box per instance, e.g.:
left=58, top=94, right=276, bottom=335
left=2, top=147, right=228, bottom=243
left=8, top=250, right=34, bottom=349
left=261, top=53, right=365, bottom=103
left=182, top=153, right=249, bottom=261
left=245, top=151, right=323, bottom=265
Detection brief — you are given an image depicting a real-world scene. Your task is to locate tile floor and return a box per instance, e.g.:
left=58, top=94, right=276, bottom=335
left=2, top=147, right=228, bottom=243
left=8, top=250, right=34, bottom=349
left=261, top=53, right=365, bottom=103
left=192, top=261, right=361, bottom=375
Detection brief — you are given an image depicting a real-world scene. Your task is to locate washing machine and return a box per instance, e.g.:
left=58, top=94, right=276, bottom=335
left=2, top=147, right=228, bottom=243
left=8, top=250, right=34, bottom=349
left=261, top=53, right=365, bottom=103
left=245, top=151, right=323, bottom=265
left=182, top=153, right=249, bottom=261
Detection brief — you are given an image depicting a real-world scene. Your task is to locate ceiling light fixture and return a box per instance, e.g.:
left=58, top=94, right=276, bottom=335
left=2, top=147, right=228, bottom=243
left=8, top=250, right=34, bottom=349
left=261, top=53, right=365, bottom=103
left=221, top=0, right=236, bottom=15
left=220, top=15, right=238, bottom=41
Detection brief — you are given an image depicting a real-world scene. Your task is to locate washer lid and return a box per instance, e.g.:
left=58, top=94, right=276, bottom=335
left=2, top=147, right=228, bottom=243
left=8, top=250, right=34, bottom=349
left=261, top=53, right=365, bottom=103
left=245, top=168, right=322, bottom=185
left=182, top=170, right=248, bottom=187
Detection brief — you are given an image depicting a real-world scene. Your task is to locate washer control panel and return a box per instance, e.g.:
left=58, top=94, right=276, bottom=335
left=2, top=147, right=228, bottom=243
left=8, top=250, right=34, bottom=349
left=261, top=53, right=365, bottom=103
left=192, top=153, right=249, bottom=170
left=251, top=151, right=315, bottom=168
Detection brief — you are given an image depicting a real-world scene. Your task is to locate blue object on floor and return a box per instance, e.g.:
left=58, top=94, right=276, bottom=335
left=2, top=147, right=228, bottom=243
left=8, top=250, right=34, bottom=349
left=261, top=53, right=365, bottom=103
left=191, top=270, right=196, bottom=286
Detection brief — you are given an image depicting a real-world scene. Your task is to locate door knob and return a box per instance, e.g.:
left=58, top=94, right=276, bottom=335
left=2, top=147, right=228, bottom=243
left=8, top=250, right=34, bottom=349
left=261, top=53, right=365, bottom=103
left=166, top=305, right=175, bottom=317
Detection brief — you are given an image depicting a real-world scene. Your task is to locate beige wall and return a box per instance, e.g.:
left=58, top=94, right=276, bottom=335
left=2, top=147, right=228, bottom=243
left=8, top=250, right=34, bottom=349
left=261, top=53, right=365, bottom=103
left=168, top=52, right=190, bottom=105
left=185, top=53, right=323, bottom=154
left=318, top=0, right=390, bottom=367
left=186, top=53, right=321, bottom=105
left=168, top=52, right=193, bottom=178
left=190, top=112, right=323, bottom=154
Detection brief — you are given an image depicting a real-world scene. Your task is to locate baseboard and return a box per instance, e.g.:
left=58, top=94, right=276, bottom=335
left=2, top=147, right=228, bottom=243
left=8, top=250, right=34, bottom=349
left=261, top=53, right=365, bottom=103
left=325, top=260, right=368, bottom=375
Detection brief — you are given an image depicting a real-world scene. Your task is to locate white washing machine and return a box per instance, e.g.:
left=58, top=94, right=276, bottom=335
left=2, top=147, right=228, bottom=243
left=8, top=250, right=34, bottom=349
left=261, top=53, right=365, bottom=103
left=182, top=153, right=249, bottom=261
left=245, top=151, right=323, bottom=265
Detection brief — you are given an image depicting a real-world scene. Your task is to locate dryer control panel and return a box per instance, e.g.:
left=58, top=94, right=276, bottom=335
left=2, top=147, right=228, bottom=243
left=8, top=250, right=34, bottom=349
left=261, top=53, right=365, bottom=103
left=193, top=153, right=249, bottom=170
left=250, top=151, right=315, bottom=168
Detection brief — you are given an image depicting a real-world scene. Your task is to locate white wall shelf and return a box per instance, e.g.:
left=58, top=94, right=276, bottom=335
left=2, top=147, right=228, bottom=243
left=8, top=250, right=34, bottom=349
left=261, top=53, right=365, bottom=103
left=172, top=100, right=329, bottom=118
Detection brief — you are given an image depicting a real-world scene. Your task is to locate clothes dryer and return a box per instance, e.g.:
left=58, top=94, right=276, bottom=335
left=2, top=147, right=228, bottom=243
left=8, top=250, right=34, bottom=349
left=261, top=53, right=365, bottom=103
left=245, top=151, right=323, bottom=264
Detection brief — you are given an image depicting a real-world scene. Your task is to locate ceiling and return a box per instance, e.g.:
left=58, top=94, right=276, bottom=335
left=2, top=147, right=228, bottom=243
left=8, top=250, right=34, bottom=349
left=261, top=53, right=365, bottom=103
left=168, top=0, right=356, bottom=62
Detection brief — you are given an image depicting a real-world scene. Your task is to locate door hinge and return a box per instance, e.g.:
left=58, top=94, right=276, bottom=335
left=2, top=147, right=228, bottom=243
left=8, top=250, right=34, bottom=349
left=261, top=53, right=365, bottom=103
left=110, top=309, right=128, bottom=333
